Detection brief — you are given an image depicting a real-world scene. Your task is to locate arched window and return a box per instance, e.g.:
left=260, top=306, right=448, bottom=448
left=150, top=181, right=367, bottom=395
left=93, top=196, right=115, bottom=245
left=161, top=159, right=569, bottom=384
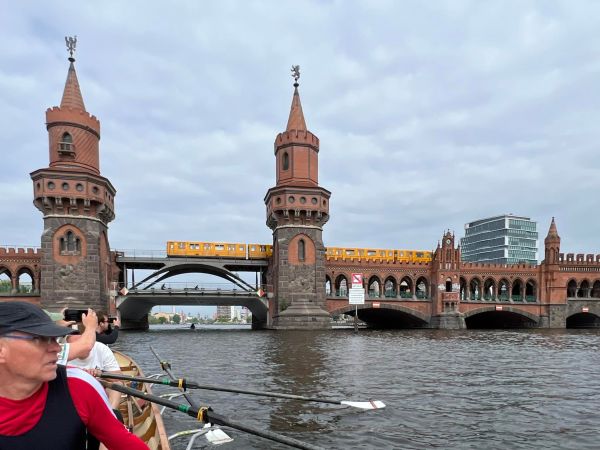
left=283, top=152, right=289, bottom=170
left=298, top=239, right=305, bottom=261
left=445, top=277, right=452, bottom=292
left=60, top=230, right=81, bottom=255
left=58, top=132, right=74, bottom=154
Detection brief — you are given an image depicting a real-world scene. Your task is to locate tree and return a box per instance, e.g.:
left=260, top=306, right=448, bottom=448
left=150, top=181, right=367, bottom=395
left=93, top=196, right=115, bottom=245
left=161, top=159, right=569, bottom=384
left=158, top=316, right=167, bottom=324
left=172, top=314, right=181, bottom=324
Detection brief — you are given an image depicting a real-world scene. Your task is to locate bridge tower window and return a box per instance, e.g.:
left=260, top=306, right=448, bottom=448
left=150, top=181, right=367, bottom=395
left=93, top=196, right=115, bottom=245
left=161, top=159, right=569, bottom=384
left=445, top=278, right=452, bottom=292
left=60, top=230, right=81, bottom=255
left=298, top=239, right=305, bottom=261
left=282, top=152, right=289, bottom=170
left=58, top=132, right=75, bottom=154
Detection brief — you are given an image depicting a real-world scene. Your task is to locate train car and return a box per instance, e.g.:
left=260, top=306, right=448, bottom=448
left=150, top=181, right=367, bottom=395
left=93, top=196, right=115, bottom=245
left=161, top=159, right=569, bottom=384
left=395, top=250, right=432, bottom=263
left=167, top=241, right=247, bottom=258
left=248, top=243, right=273, bottom=259
left=325, top=247, right=394, bottom=263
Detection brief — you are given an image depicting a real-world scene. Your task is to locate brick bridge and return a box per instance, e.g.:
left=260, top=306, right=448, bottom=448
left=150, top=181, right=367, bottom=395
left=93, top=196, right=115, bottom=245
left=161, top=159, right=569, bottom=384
left=2, top=51, right=600, bottom=330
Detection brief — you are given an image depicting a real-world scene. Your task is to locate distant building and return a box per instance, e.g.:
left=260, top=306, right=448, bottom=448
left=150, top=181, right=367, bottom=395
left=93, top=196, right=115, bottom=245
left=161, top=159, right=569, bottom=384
left=460, top=214, right=538, bottom=264
left=216, top=305, right=232, bottom=321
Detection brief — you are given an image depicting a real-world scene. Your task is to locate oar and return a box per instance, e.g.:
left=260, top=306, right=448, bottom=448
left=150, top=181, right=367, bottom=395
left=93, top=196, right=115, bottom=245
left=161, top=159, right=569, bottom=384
left=99, top=371, right=385, bottom=410
left=100, top=381, right=323, bottom=450
left=148, top=347, right=232, bottom=445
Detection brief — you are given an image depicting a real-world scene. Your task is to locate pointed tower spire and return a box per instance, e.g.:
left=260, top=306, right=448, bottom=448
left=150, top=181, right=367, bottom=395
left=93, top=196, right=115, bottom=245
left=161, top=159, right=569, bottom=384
left=286, top=65, right=307, bottom=131
left=544, top=217, right=561, bottom=264
left=546, top=217, right=559, bottom=239
left=60, top=36, right=85, bottom=111
left=60, top=60, right=86, bottom=111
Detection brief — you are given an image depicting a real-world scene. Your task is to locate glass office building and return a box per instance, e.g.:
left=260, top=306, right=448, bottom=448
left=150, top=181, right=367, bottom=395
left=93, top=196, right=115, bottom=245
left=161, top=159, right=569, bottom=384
left=460, top=215, right=538, bottom=264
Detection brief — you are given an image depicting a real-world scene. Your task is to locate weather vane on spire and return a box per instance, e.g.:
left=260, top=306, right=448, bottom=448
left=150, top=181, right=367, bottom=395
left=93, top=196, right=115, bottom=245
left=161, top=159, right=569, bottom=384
left=65, top=35, right=77, bottom=61
left=291, top=65, right=300, bottom=86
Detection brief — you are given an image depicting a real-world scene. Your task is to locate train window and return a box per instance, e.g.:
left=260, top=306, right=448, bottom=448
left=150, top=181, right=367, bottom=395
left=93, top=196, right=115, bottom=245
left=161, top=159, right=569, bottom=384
left=215, top=245, right=224, bottom=251
left=250, top=246, right=256, bottom=251
left=228, top=246, right=234, bottom=251
left=346, top=249, right=355, bottom=255
left=239, top=246, right=244, bottom=251
left=178, top=243, right=185, bottom=249
left=416, top=252, right=423, bottom=257
left=204, top=244, right=211, bottom=249
left=368, top=250, right=376, bottom=256
left=260, top=246, right=265, bottom=251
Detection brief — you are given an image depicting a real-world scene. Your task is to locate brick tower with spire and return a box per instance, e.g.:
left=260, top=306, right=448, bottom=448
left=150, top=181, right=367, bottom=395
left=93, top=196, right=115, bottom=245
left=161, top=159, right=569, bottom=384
left=30, top=38, right=116, bottom=311
left=264, top=67, right=331, bottom=329
left=541, top=217, right=566, bottom=326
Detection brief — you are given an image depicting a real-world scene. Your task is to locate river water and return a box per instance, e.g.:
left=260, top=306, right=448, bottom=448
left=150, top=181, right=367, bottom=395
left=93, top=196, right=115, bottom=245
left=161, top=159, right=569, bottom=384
left=111, top=326, right=600, bottom=449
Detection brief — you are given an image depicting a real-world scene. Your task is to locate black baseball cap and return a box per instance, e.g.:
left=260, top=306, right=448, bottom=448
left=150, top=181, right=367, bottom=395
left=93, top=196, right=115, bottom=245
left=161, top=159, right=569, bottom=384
left=0, top=301, right=76, bottom=337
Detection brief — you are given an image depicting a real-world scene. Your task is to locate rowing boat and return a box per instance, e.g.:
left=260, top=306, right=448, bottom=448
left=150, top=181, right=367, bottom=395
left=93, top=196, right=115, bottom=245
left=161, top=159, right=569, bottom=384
left=114, top=351, right=171, bottom=450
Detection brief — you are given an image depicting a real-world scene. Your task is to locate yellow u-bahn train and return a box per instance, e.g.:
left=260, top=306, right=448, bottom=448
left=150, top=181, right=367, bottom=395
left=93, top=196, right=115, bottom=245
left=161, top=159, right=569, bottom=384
left=167, top=241, right=432, bottom=263
left=167, top=241, right=273, bottom=259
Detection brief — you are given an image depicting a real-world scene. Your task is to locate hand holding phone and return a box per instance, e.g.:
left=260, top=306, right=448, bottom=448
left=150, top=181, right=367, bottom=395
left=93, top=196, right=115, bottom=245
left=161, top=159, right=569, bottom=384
left=63, top=308, right=89, bottom=322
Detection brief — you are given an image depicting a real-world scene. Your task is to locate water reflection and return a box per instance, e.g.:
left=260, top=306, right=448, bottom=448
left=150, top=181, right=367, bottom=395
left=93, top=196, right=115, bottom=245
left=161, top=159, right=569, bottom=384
left=115, top=326, right=600, bottom=450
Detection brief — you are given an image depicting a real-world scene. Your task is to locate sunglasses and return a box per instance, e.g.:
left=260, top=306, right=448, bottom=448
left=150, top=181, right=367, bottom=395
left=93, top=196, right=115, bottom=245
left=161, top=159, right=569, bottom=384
left=1, top=334, right=60, bottom=345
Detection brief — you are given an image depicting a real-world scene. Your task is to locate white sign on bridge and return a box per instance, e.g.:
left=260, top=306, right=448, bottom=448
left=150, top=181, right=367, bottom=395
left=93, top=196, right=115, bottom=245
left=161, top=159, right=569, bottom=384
left=349, top=287, right=365, bottom=305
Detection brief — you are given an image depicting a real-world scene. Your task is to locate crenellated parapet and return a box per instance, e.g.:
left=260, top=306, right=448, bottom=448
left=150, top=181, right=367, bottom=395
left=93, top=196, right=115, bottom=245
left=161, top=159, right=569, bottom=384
left=0, top=247, right=42, bottom=256
left=274, top=129, right=319, bottom=152
left=46, top=106, right=100, bottom=134
left=559, top=253, right=600, bottom=264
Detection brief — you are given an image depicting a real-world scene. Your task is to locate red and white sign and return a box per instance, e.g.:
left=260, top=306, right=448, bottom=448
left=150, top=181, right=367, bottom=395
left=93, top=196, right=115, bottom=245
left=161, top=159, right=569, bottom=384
left=351, top=273, right=363, bottom=286
left=582, top=307, right=589, bottom=313
left=495, top=305, right=503, bottom=311
left=372, top=302, right=380, bottom=308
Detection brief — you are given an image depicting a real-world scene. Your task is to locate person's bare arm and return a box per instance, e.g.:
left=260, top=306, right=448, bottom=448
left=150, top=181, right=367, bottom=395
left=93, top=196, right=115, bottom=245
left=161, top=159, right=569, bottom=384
left=67, top=309, right=98, bottom=361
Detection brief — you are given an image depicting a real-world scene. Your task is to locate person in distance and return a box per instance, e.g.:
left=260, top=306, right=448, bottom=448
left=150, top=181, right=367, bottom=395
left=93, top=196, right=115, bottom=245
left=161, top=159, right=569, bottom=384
left=0, top=301, right=148, bottom=450
left=95, top=310, right=120, bottom=345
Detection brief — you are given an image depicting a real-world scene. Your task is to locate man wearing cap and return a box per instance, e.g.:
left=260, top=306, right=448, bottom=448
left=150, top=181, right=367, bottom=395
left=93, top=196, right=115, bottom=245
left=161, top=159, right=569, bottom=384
left=0, top=301, right=148, bottom=450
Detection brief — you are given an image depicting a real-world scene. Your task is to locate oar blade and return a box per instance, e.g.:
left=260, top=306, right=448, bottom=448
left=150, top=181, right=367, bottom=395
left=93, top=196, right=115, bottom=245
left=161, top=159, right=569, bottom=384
left=340, top=400, right=386, bottom=410
left=204, top=425, right=233, bottom=445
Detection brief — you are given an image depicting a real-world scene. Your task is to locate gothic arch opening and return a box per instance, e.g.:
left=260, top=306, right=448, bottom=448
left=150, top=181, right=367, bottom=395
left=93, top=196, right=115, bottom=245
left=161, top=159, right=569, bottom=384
left=368, top=276, right=381, bottom=298
left=498, top=278, right=510, bottom=301
left=525, top=279, right=537, bottom=302
left=592, top=280, right=600, bottom=298
left=460, top=277, right=468, bottom=301
left=399, top=276, right=413, bottom=298
left=577, top=280, right=590, bottom=298
left=17, top=269, right=34, bottom=294
left=415, top=276, right=428, bottom=299
left=325, top=276, right=332, bottom=296
left=384, top=277, right=396, bottom=298
left=483, top=278, right=496, bottom=301
left=0, top=268, right=11, bottom=293
left=335, top=275, right=348, bottom=297
left=567, top=279, right=577, bottom=298
left=469, top=277, right=482, bottom=301
left=512, top=279, right=523, bottom=301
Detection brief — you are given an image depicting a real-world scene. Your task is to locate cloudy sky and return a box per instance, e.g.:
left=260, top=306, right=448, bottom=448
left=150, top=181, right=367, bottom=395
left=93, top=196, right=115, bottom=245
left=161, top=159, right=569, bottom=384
left=2, top=0, right=599, bottom=260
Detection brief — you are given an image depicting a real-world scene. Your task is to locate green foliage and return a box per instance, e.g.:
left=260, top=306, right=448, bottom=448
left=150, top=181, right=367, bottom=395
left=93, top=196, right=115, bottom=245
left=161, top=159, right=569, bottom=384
left=158, top=317, right=167, bottom=324
left=279, top=298, right=288, bottom=312
left=172, top=314, right=181, bottom=324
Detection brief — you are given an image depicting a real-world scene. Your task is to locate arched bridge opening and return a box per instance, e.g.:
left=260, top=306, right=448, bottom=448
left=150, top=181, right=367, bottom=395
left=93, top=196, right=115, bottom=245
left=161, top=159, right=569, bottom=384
left=566, top=313, right=600, bottom=328
left=331, top=305, right=429, bottom=329
left=464, top=307, right=539, bottom=329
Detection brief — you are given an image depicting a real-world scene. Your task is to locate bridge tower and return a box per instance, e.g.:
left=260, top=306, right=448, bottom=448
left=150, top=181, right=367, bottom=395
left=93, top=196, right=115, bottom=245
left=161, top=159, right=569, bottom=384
left=541, top=217, right=565, bottom=326
left=431, top=231, right=465, bottom=329
left=264, top=69, right=331, bottom=329
left=30, top=40, right=116, bottom=312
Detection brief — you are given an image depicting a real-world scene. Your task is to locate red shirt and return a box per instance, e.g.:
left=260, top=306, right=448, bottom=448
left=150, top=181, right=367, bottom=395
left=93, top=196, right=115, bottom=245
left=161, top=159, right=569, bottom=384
left=0, top=367, right=148, bottom=450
